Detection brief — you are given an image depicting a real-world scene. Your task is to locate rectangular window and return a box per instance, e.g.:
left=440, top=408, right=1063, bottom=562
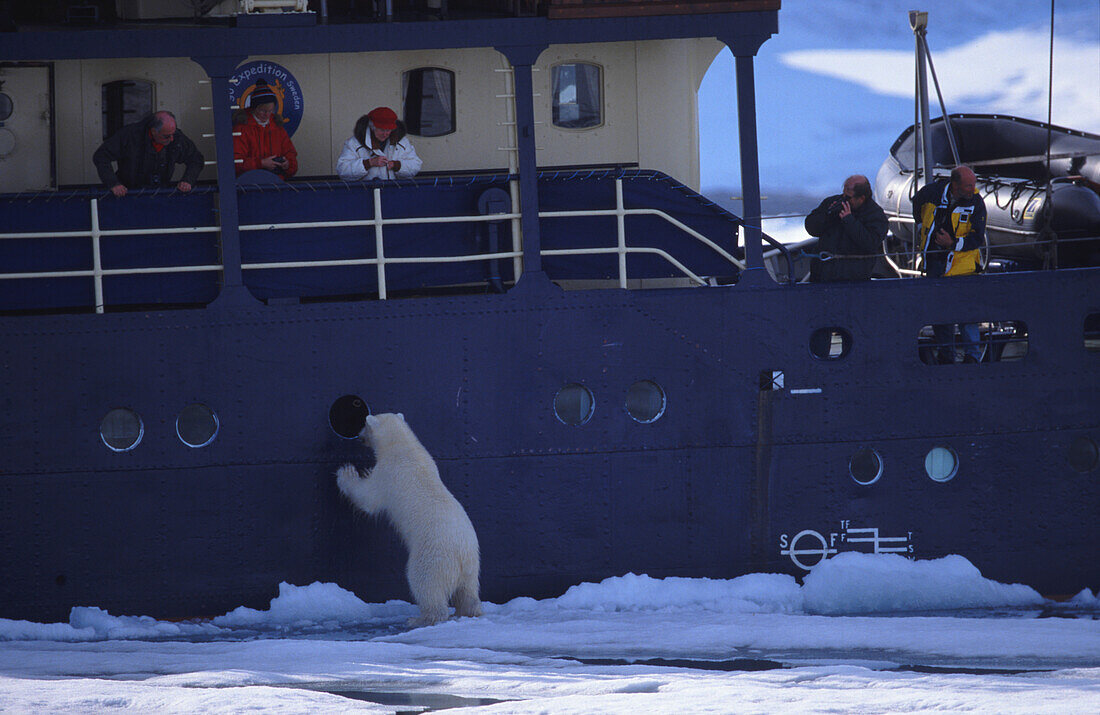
left=552, top=62, right=601, bottom=129
left=402, top=68, right=455, bottom=137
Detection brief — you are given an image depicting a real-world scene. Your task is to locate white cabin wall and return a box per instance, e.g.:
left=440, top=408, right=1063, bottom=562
left=534, top=42, right=639, bottom=170
left=634, top=38, right=723, bottom=192
left=56, top=58, right=214, bottom=186
left=44, top=39, right=720, bottom=189
left=328, top=48, right=511, bottom=175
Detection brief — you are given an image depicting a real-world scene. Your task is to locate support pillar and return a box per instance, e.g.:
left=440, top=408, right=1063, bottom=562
left=192, top=54, right=258, bottom=307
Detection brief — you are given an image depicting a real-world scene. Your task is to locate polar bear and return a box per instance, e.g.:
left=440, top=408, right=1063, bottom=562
left=336, top=412, right=482, bottom=626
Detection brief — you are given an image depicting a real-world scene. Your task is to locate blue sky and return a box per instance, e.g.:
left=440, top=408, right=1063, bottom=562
left=699, top=0, right=1100, bottom=210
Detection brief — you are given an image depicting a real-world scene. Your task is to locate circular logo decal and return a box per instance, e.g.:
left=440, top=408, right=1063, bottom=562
left=228, top=61, right=305, bottom=137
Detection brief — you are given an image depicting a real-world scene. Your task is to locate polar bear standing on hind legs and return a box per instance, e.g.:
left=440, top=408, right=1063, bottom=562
left=336, top=412, right=482, bottom=626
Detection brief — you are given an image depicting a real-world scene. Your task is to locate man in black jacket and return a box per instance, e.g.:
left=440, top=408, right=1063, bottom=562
left=804, top=174, right=888, bottom=282
left=93, top=111, right=204, bottom=197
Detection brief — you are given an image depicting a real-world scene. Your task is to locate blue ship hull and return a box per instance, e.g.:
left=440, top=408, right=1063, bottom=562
left=3, top=266, right=1096, bottom=622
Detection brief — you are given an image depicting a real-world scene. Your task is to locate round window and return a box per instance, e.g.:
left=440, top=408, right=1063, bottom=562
left=809, top=327, right=852, bottom=360
left=849, top=447, right=883, bottom=486
left=1068, top=436, right=1098, bottom=473
left=100, top=408, right=144, bottom=452
left=554, top=383, right=594, bottom=426
left=625, top=380, right=666, bottom=424
left=0, top=93, right=12, bottom=122
left=330, top=395, right=370, bottom=439
left=177, top=403, right=219, bottom=448
left=924, top=446, right=959, bottom=482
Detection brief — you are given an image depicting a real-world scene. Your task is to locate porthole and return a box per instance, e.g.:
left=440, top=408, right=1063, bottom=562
left=100, top=408, right=144, bottom=452
left=0, top=93, right=12, bottom=122
left=1085, top=313, right=1100, bottom=352
left=924, top=446, right=958, bottom=483
left=849, top=447, right=883, bottom=486
left=554, top=383, right=594, bottom=426
left=625, top=380, right=666, bottom=424
left=1068, top=436, right=1098, bottom=473
left=176, top=403, right=219, bottom=448
left=809, top=327, right=852, bottom=360
left=330, top=395, right=371, bottom=439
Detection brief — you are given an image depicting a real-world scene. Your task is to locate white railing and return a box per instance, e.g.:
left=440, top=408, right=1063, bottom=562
left=0, top=198, right=221, bottom=314
left=0, top=179, right=746, bottom=309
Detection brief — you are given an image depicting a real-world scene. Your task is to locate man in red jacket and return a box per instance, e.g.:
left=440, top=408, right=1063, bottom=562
left=233, top=80, right=298, bottom=179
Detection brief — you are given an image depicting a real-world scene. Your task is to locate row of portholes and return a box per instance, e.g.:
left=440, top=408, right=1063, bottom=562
left=553, top=380, right=666, bottom=426
left=812, top=316, right=1100, bottom=362
left=327, top=385, right=663, bottom=440
left=99, top=404, right=218, bottom=452
left=848, top=436, right=1099, bottom=485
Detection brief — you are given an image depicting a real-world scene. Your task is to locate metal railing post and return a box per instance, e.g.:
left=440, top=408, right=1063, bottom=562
left=373, top=187, right=387, bottom=300
left=90, top=198, right=104, bottom=314
left=615, top=179, right=627, bottom=288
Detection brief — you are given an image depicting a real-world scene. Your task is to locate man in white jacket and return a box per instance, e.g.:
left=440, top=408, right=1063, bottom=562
left=336, top=107, right=423, bottom=180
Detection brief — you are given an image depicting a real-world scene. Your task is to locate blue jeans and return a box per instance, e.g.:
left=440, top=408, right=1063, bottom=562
left=932, top=323, right=982, bottom=363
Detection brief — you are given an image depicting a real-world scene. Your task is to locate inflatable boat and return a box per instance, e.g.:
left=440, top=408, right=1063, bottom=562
left=875, top=114, right=1100, bottom=269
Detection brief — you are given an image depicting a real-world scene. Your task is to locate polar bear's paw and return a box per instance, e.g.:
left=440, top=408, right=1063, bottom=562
left=336, top=464, right=361, bottom=494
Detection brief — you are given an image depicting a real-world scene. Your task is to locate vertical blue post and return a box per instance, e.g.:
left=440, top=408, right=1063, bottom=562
left=734, top=53, right=767, bottom=281
left=192, top=54, right=257, bottom=307
left=496, top=44, right=548, bottom=288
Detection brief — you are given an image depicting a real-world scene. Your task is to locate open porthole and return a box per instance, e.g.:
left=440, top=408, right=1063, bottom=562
left=1085, top=313, right=1100, bottom=352
left=809, top=327, right=852, bottom=360
left=176, top=403, right=219, bottom=448
left=554, top=383, right=594, bottom=426
left=100, top=408, right=144, bottom=452
left=849, top=447, right=883, bottom=486
left=330, top=395, right=371, bottom=439
left=924, top=445, right=959, bottom=483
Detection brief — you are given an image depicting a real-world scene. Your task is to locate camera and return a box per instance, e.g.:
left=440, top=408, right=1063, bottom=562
left=826, top=199, right=845, bottom=216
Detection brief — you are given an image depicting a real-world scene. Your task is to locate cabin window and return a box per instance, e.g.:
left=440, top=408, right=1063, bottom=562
left=625, top=380, right=666, bottom=424
left=402, top=67, right=455, bottom=137
left=924, top=446, right=958, bottom=483
left=1085, top=313, right=1100, bottom=352
left=918, top=321, right=1028, bottom=365
left=177, top=403, right=219, bottom=448
left=554, top=383, right=594, bottom=426
left=809, top=327, right=852, bottom=360
left=100, top=408, right=144, bottom=452
left=330, top=395, right=371, bottom=439
left=849, top=448, right=883, bottom=486
left=0, top=93, right=12, bottom=121
left=551, top=62, right=602, bottom=129
left=101, top=79, right=154, bottom=140
left=1068, top=436, right=1098, bottom=473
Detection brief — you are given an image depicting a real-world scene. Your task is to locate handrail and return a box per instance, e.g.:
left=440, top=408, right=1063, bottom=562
left=0, top=176, right=749, bottom=310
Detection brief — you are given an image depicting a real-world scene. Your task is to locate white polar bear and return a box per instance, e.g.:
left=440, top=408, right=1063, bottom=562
left=336, top=412, right=482, bottom=626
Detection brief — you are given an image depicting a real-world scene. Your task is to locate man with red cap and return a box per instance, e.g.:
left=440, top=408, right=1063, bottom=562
left=233, top=79, right=298, bottom=179
left=336, top=106, right=422, bottom=180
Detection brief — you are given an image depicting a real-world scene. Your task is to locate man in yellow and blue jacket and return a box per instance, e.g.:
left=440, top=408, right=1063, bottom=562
left=912, top=165, right=986, bottom=363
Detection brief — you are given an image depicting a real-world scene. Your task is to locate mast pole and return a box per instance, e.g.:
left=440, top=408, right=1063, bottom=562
left=909, top=11, right=934, bottom=188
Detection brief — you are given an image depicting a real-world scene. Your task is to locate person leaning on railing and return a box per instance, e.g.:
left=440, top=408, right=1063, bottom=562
left=92, top=110, right=204, bottom=197
left=336, top=107, right=422, bottom=181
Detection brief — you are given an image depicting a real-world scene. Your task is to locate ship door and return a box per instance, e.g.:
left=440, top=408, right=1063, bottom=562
left=0, top=64, right=54, bottom=193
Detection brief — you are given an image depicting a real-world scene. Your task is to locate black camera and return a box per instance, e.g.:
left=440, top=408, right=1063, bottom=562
left=826, top=199, right=845, bottom=216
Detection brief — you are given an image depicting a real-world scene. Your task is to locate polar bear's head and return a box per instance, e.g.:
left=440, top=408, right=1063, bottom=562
left=360, top=412, right=409, bottom=451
